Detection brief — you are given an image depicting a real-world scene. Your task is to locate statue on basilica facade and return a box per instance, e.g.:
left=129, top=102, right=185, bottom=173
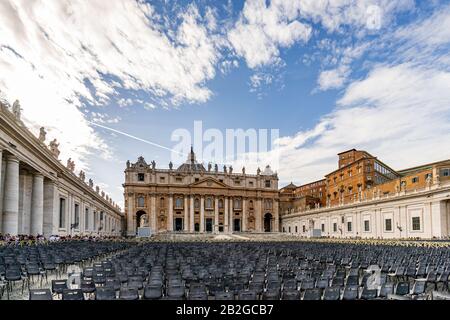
left=169, top=162, right=173, bottom=170
left=89, top=179, right=94, bottom=188
left=49, top=139, right=60, bottom=158
left=66, top=158, right=75, bottom=172
left=79, top=170, right=86, bottom=181
left=126, top=160, right=130, bottom=169
left=257, top=167, right=261, bottom=175
left=223, top=165, right=227, bottom=174
left=208, top=163, right=212, bottom=172
left=229, top=166, right=233, bottom=174
left=151, top=160, right=156, bottom=170
left=214, top=164, right=218, bottom=173
left=12, top=100, right=21, bottom=120
left=39, top=127, right=47, bottom=143
left=242, top=167, right=246, bottom=175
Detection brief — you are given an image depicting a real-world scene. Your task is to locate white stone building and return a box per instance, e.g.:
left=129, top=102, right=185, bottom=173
left=281, top=176, right=450, bottom=239
left=0, top=100, right=123, bottom=237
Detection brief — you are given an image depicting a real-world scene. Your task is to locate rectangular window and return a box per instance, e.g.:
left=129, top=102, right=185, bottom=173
left=249, top=181, right=254, bottom=187
left=85, top=208, right=89, bottom=230
left=295, top=226, right=298, bottom=233
left=321, top=224, right=325, bottom=232
left=412, top=177, right=419, bottom=183
left=74, top=204, right=80, bottom=229
left=176, top=177, right=183, bottom=182
left=347, top=221, right=352, bottom=232
left=265, top=180, right=271, bottom=188
left=412, top=217, right=421, bottom=231
left=302, top=225, right=306, bottom=233
left=364, top=220, right=370, bottom=232
left=440, top=168, right=450, bottom=177
left=385, top=218, right=392, bottom=231
left=333, top=223, right=337, bottom=232
left=59, top=198, right=66, bottom=229
left=288, top=226, right=291, bottom=233
left=137, top=173, right=145, bottom=182
left=160, top=177, right=165, bottom=182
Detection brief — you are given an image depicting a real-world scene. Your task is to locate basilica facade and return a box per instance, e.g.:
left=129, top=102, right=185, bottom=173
left=123, top=148, right=279, bottom=236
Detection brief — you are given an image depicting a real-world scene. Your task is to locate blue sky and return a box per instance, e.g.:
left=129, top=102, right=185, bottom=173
left=1, top=0, right=450, bottom=209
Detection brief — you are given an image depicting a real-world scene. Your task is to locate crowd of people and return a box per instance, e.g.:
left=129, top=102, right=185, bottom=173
left=0, top=233, right=124, bottom=246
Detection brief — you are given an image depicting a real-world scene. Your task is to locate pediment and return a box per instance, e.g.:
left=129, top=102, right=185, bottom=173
left=189, top=177, right=229, bottom=189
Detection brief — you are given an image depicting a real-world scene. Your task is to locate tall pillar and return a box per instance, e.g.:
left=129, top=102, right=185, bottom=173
left=150, top=194, right=156, bottom=233
left=242, top=198, right=247, bottom=232
left=256, top=198, right=262, bottom=232
left=184, top=196, right=189, bottom=232
left=43, top=180, right=57, bottom=237
left=0, top=149, right=3, bottom=232
left=200, top=196, right=205, bottom=232
left=229, top=197, right=233, bottom=233
left=214, top=196, right=219, bottom=233
left=31, top=173, right=44, bottom=235
left=224, top=196, right=229, bottom=233
left=273, top=199, right=279, bottom=232
left=3, top=155, right=19, bottom=235
left=190, top=195, right=194, bottom=232
left=127, top=193, right=135, bottom=236
left=168, top=194, right=174, bottom=231
left=18, top=170, right=33, bottom=235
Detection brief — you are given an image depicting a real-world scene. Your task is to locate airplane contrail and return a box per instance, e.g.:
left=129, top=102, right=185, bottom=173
left=88, top=121, right=185, bottom=156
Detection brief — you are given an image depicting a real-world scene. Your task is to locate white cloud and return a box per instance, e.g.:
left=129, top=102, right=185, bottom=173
left=317, top=66, right=350, bottom=91
left=228, top=0, right=312, bottom=68
left=228, top=0, right=414, bottom=69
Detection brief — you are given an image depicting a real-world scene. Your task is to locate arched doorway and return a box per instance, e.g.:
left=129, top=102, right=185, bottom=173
left=264, top=213, right=273, bottom=232
left=136, top=210, right=148, bottom=230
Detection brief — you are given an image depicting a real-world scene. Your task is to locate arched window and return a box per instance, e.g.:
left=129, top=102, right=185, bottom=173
left=160, top=197, right=165, bottom=207
left=218, top=199, right=223, bottom=209
left=265, top=199, right=272, bottom=210
left=249, top=200, right=254, bottom=209
left=234, top=198, right=241, bottom=209
left=137, top=196, right=145, bottom=207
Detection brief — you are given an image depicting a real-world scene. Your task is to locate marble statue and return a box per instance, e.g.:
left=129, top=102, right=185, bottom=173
left=257, top=167, right=261, bottom=175
left=208, top=163, right=212, bottom=172
left=12, top=100, right=21, bottom=120
left=39, top=127, right=47, bottom=143
left=89, top=179, right=94, bottom=188
left=214, top=164, right=218, bottom=173
left=101, top=191, right=105, bottom=198
left=126, top=160, right=130, bottom=169
left=151, top=160, right=156, bottom=170
left=66, top=158, right=75, bottom=172
left=229, top=166, right=233, bottom=174
left=223, top=165, right=227, bottom=174
left=169, top=162, right=173, bottom=170
left=242, top=167, right=246, bottom=175
left=96, top=186, right=100, bottom=193
left=49, top=139, right=60, bottom=158
left=79, top=170, right=86, bottom=181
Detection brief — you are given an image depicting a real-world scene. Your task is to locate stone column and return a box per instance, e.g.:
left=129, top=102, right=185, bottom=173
left=0, top=149, right=3, bottom=232
left=224, top=196, right=229, bottom=233
left=43, top=180, right=58, bottom=237
left=127, top=193, right=135, bottom=236
left=229, top=197, right=233, bottom=233
left=31, top=173, right=44, bottom=235
left=273, top=199, right=279, bottom=232
left=214, top=196, right=219, bottom=233
left=184, top=196, right=189, bottom=232
left=150, top=194, right=156, bottom=233
left=168, top=194, right=174, bottom=231
left=256, top=198, right=262, bottom=232
left=200, top=196, right=205, bottom=232
left=3, top=155, right=20, bottom=235
left=242, top=198, right=247, bottom=232
left=190, top=195, right=194, bottom=232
